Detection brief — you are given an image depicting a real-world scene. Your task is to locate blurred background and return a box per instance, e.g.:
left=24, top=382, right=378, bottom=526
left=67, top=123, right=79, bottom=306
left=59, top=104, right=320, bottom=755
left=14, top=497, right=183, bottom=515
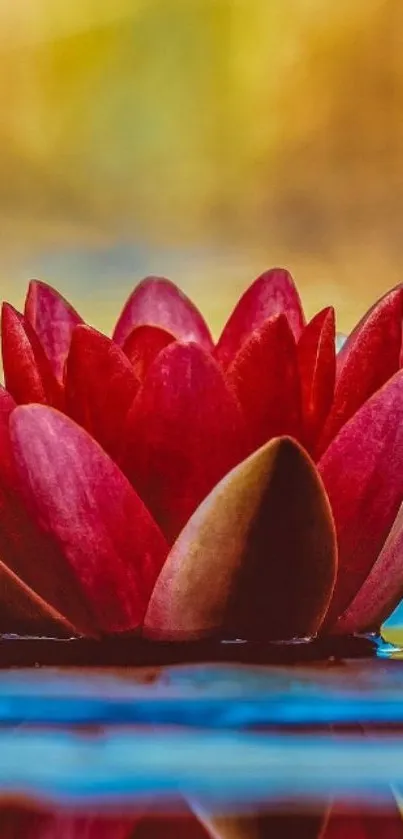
left=0, top=0, right=402, bottom=337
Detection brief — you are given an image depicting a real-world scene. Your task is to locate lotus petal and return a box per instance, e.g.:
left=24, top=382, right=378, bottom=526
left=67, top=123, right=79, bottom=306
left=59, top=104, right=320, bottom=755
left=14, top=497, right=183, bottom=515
left=0, top=386, right=16, bottom=416
left=0, top=473, right=97, bottom=637
left=65, top=325, right=140, bottom=461
left=319, top=370, right=403, bottom=628
left=225, top=314, right=302, bottom=452
left=122, top=342, right=248, bottom=543
left=113, top=276, right=213, bottom=351
left=215, top=269, right=305, bottom=369
left=10, top=406, right=169, bottom=634
left=0, top=393, right=90, bottom=633
left=297, top=307, right=335, bottom=454
left=335, top=500, right=403, bottom=634
left=318, top=286, right=403, bottom=456
left=144, top=437, right=336, bottom=641
left=0, top=389, right=18, bottom=488
left=2, top=304, right=63, bottom=408
left=122, top=324, right=176, bottom=380
left=0, top=559, right=75, bottom=636
left=24, top=280, right=83, bottom=382
left=0, top=487, right=94, bottom=635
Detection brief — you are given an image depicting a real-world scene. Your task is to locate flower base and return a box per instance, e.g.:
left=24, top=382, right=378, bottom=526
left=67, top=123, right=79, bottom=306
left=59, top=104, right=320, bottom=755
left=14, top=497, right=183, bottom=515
left=0, top=632, right=396, bottom=667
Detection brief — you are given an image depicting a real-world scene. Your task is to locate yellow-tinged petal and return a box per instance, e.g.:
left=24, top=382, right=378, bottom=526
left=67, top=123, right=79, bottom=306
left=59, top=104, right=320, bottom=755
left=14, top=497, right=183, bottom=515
left=144, top=437, right=337, bottom=642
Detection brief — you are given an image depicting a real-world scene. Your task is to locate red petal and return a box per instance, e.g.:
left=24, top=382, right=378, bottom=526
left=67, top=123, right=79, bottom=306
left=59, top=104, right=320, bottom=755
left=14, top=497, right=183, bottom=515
left=297, top=307, right=336, bottom=455
left=319, top=370, right=403, bottom=629
left=0, top=406, right=93, bottom=635
left=2, top=304, right=44, bottom=403
left=215, top=269, right=305, bottom=369
left=144, top=437, right=336, bottom=642
left=0, top=385, right=16, bottom=418
left=0, top=486, right=93, bottom=635
left=65, top=325, right=140, bottom=461
left=122, top=324, right=176, bottom=380
left=335, top=500, right=403, bottom=634
left=10, top=406, right=169, bottom=634
left=121, top=342, right=248, bottom=543
left=0, top=387, right=17, bottom=487
left=24, top=280, right=83, bottom=383
left=0, top=558, right=76, bottom=636
left=2, top=304, right=63, bottom=408
left=225, top=314, right=302, bottom=452
left=113, top=277, right=213, bottom=352
left=317, top=286, right=403, bottom=456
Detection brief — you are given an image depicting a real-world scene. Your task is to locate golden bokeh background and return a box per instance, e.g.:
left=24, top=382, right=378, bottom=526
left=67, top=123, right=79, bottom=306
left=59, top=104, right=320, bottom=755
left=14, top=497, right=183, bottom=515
left=1, top=0, right=402, bottom=336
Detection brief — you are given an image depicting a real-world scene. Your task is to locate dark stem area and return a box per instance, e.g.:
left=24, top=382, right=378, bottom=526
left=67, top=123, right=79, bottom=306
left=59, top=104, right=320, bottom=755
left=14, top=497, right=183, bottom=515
left=0, top=632, right=386, bottom=667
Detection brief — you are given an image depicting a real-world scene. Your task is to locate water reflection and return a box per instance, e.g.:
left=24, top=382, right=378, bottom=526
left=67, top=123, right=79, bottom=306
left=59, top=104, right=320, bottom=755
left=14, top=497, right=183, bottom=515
left=0, top=803, right=402, bottom=838
left=0, top=662, right=403, bottom=835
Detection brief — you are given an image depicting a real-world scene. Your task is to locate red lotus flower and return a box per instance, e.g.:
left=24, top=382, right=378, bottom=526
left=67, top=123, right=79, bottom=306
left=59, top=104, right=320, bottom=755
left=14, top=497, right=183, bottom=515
left=0, top=269, right=402, bottom=641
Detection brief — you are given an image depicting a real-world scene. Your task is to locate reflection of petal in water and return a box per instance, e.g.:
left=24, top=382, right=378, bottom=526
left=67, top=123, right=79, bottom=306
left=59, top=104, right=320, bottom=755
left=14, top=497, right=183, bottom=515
left=0, top=667, right=403, bottom=813
left=0, top=807, right=211, bottom=839
left=195, top=810, right=328, bottom=839
left=1, top=804, right=402, bottom=839
left=322, top=803, right=403, bottom=839
left=134, top=812, right=209, bottom=838
left=0, top=808, right=137, bottom=839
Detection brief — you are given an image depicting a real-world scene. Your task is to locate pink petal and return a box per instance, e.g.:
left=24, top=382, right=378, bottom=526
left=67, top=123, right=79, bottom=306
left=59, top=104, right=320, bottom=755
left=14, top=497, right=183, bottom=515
left=334, top=500, right=403, bottom=634
left=24, top=280, right=83, bottom=383
left=113, top=276, right=213, bottom=351
left=297, top=307, right=336, bottom=455
left=121, top=342, right=248, bottom=543
left=317, top=286, right=403, bottom=456
left=65, top=325, right=140, bottom=461
left=122, top=324, right=176, bottom=380
left=215, top=269, right=305, bottom=369
left=319, top=369, right=403, bottom=629
left=225, top=314, right=302, bottom=452
left=144, top=437, right=336, bottom=641
left=10, top=406, right=169, bottom=634
left=2, top=304, right=63, bottom=408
